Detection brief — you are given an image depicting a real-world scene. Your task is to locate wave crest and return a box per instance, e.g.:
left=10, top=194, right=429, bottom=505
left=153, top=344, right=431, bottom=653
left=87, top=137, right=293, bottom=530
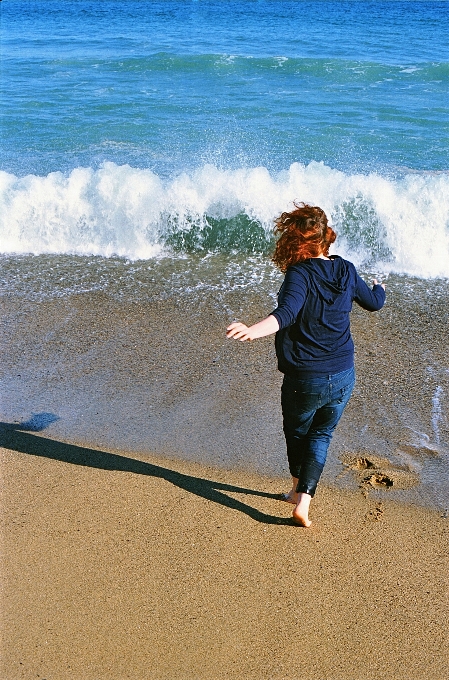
left=1, top=161, right=448, bottom=277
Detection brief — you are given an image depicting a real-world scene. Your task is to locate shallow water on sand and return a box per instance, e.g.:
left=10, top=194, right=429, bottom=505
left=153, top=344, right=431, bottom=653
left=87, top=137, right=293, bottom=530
left=1, top=254, right=448, bottom=510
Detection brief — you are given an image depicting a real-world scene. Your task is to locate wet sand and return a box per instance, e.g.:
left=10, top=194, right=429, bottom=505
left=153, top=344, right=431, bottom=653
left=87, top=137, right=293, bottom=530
left=1, top=441, right=448, bottom=680
left=2, top=262, right=449, bottom=507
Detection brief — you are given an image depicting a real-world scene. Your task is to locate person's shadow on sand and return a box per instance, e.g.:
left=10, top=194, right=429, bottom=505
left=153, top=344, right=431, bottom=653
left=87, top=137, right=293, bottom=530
left=0, top=415, right=292, bottom=525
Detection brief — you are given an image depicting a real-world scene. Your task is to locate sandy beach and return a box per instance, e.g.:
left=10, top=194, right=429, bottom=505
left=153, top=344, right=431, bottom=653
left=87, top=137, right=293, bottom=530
left=1, top=439, right=448, bottom=680
left=1, top=265, right=449, bottom=679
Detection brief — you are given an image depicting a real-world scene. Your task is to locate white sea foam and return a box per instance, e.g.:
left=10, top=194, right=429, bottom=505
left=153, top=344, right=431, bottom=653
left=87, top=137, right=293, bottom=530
left=1, top=161, right=449, bottom=277
left=431, top=386, right=444, bottom=445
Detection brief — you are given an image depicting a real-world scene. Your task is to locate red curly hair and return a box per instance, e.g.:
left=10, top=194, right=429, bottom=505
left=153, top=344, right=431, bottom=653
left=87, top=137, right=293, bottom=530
left=272, top=202, right=336, bottom=272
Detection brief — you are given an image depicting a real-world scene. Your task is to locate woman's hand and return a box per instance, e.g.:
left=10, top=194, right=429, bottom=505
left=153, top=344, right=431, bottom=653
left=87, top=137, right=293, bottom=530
left=226, top=322, right=254, bottom=341
left=226, top=315, right=280, bottom=341
left=373, top=279, right=386, bottom=290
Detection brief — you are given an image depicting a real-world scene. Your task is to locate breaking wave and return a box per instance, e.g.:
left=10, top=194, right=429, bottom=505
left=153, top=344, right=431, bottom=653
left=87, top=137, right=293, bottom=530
left=1, top=161, right=449, bottom=278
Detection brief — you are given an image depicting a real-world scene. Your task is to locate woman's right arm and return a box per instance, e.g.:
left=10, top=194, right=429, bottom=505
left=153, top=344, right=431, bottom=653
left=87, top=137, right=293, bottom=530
left=270, top=266, right=308, bottom=328
left=226, top=315, right=280, bottom=341
left=226, top=267, right=308, bottom=341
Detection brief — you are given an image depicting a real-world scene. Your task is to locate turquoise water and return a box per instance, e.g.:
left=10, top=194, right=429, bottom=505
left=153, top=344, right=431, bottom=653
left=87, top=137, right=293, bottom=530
left=2, top=0, right=448, bottom=177
left=1, top=1, right=449, bottom=277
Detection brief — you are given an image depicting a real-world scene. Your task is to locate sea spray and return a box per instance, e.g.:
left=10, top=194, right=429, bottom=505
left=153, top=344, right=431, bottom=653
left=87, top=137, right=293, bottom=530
left=1, top=162, right=449, bottom=277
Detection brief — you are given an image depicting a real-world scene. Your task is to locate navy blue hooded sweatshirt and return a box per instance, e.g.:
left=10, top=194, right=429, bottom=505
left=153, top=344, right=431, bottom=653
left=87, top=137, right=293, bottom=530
left=271, top=255, right=386, bottom=377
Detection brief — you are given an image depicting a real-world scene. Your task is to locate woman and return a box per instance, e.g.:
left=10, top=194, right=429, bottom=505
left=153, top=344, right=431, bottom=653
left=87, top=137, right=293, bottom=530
left=226, top=202, right=386, bottom=527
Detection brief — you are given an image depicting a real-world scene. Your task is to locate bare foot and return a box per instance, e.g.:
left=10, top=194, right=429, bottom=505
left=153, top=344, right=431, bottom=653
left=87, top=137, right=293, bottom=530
left=281, top=477, right=299, bottom=504
left=292, top=493, right=312, bottom=527
left=280, top=492, right=298, bottom=505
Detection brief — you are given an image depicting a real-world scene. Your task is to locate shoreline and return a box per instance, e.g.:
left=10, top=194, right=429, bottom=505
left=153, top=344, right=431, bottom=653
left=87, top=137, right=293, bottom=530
left=1, top=442, right=448, bottom=679
left=2, top=264, right=449, bottom=510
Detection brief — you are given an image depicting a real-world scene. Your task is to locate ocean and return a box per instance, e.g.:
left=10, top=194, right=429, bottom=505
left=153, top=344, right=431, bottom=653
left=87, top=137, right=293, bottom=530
left=1, top=0, right=448, bottom=508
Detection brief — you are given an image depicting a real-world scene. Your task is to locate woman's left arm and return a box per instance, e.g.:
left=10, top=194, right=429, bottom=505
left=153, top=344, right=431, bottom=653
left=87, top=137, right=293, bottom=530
left=226, top=315, right=280, bottom=342
left=354, top=276, right=386, bottom=311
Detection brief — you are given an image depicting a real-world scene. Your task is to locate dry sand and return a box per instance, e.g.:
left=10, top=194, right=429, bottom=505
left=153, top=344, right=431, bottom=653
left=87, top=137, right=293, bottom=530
left=1, top=439, right=448, bottom=680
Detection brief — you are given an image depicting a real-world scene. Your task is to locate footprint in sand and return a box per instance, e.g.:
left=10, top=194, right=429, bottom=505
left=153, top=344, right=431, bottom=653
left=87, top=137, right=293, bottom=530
left=340, top=452, right=419, bottom=495
left=365, top=501, right=384, bottom=521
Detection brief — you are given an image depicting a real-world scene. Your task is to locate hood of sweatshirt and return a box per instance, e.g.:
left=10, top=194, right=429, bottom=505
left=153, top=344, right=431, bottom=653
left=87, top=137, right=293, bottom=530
left=297, top=256, right=351, bottom=304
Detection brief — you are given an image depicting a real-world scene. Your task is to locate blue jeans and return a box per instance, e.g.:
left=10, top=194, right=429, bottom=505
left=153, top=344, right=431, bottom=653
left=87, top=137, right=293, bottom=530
left=281, top=367, right=355, bottom=497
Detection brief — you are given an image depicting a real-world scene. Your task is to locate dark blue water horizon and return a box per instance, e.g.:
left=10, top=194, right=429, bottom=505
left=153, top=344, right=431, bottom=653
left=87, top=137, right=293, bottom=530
left=2, top=0, right=448, bottom=178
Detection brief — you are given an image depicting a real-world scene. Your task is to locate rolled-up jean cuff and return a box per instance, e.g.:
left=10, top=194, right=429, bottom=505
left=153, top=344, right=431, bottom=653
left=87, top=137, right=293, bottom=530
left=295, top=481, right=318, bottom=497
